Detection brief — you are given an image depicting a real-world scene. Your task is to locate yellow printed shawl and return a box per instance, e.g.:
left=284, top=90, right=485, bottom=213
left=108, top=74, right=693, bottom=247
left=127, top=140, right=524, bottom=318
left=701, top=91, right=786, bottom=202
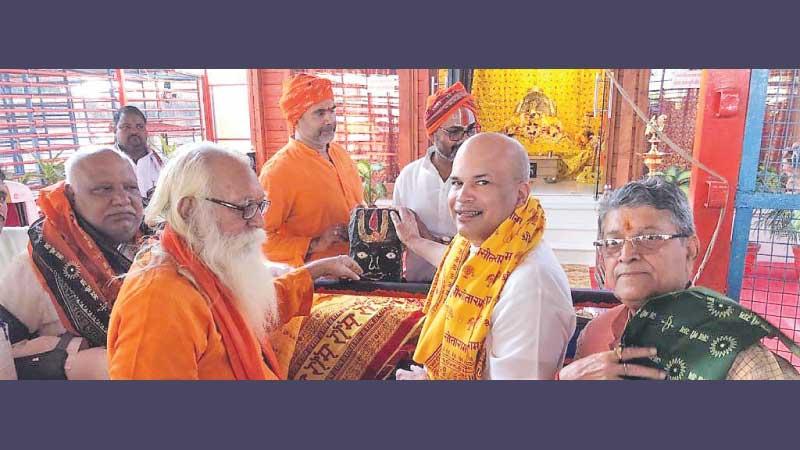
left=413, top=196, right=546, bottom=379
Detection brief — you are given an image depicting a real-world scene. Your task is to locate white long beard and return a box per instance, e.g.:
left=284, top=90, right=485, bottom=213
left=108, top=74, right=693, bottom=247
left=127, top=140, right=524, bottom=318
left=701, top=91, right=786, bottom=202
left=189, top=213, right=278, bottom=343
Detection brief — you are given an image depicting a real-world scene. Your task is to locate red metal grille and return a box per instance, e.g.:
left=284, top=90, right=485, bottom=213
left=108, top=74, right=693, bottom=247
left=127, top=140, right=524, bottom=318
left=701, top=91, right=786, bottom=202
left=740, top=69, right=800, bottom=368
left=0, top=69, right=204, bottom=187
left=740, top=208, right=800, bottom=367
left=648, top=69, right=700, bottom=172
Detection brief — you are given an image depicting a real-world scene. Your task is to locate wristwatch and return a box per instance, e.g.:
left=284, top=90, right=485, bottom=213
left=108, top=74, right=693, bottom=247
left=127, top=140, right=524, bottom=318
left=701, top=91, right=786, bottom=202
left=436, top=235, right=453, bottom=244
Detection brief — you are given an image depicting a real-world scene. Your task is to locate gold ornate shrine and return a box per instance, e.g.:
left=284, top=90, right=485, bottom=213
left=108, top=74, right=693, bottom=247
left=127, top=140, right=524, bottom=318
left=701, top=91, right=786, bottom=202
left=471, top=69, right=603, bottom=183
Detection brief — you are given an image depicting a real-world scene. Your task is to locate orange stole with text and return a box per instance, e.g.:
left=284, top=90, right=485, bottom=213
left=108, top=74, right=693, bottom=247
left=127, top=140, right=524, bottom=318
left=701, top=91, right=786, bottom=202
left=271, top=294, right=425, bottom=380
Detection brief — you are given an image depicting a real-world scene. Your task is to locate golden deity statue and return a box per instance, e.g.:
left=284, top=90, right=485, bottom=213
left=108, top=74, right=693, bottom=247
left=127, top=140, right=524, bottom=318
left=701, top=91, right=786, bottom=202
left=502, top=87, right=597, bottom=183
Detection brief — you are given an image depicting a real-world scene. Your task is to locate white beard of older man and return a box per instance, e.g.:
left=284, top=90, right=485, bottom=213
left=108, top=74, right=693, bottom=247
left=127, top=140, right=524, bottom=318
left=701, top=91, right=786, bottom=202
left=107, top=142, right=362, bottom=380
left=187, top=202, right=279, bottom=343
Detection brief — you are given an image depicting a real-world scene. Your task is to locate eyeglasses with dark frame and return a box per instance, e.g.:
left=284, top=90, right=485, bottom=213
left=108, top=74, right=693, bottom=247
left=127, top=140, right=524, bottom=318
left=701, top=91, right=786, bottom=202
left=442, top=123, right=479, bottom=141
left=205, top=197, right=269, bottom=220
left=593, top=233, right=690, bottom=257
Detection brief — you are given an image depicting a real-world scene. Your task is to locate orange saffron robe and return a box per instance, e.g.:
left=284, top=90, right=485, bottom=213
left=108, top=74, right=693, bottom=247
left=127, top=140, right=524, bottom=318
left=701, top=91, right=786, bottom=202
left=259, top=139, right=363, bottom=266
left=107, top=253, right=314, bottom=380
left=573, top=304, right=629, bottom=359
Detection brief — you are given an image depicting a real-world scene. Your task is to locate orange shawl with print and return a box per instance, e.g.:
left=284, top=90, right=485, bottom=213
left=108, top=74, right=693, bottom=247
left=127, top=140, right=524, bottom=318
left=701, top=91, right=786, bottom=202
left=28, top=181, right=129, bottom=347
left=160, top=225, right=281, bottom=380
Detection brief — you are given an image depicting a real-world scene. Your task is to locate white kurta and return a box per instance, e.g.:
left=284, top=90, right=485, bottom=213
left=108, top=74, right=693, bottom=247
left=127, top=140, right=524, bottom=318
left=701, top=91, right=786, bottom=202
left=135, top=150, right=163, bottom=197
left=115, top=145, right=163, bottom=197
left=0, top=227, right=30, bottom=270
left=482, top=240, right=576, bottom=380
left=392, top=147, right=457, bottom=282
left=0, top=250, right=108, bottom=379
left=0, top=251, right=66, bottom=337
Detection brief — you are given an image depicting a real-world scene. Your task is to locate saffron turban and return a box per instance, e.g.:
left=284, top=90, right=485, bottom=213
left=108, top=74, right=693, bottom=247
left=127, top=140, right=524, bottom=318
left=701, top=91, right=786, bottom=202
left=424, top=81, right=478, bottom=136
left=279, top=73, right=335, bottom=128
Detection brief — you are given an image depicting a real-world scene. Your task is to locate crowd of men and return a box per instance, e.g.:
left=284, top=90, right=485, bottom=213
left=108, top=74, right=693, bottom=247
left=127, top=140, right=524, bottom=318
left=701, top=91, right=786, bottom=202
left=0, top=74, right=797, bottom=380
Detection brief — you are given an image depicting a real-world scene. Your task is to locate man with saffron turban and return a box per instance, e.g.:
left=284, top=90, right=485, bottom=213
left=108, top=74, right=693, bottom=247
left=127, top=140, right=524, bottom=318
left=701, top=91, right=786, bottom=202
left=393, top=82, right=479, bottom=282
left=392, top=133, right=576, bottom=380
left=257, top=74, right=429, bottom=380
left=107, top=143, right=363, bottom=380
left=259, top=73, right=364, bottom=267
left=0, top=147, right=149, bottom=379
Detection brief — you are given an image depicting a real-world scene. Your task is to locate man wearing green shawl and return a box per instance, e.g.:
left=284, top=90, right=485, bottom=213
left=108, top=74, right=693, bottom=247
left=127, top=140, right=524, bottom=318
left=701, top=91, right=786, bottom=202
left=559, top=178, right=799, bottom=380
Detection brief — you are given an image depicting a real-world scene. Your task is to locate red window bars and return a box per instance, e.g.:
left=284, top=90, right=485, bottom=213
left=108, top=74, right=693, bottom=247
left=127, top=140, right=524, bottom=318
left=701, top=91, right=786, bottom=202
left=0, top=69, right=205, bottom=187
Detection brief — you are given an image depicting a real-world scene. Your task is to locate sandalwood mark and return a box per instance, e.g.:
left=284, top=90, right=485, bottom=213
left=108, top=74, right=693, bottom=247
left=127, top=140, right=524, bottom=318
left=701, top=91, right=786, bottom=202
left=622, top=216, right=633, bottom=234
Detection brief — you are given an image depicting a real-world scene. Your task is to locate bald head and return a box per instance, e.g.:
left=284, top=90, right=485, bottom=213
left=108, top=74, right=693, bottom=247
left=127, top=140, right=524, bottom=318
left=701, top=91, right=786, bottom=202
left=448, top=132, right=532, bottom=246
left=66, top=147, right=135, bottom=185
left=456, top=132, right=530, bottom=182
left=64, top=147, right=143, bottom=244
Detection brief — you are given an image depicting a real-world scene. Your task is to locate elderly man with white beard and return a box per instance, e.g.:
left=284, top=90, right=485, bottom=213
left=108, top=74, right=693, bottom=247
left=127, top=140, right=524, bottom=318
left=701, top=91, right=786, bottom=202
left=107, top=142, right=363, bottom=380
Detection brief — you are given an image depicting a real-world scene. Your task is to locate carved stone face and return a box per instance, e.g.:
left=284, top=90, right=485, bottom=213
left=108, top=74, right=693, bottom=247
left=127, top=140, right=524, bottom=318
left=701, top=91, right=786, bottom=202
left=348, top=207, right=403, bottom=282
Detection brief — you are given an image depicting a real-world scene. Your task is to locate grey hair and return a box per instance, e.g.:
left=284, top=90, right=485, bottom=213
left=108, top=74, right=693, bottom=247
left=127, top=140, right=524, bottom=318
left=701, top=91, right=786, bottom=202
left=598, top=177, right=696, bottom=236
left=145, top=141, right=251, bottom=239
left=64, top=146, right=136, bottom=184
